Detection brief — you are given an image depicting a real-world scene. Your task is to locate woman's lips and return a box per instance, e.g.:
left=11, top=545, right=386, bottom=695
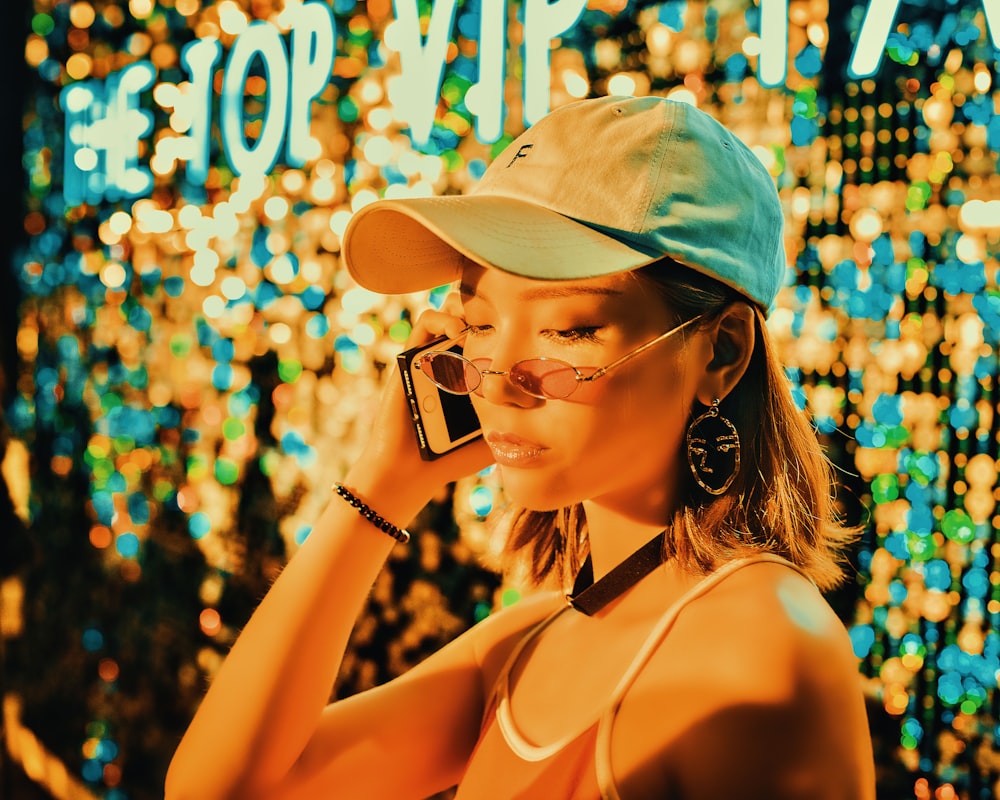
left=485, top=432, right=548, bottom=466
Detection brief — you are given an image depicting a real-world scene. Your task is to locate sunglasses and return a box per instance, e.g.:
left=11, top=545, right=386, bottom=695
left=414, top=315, right=702, bottom=400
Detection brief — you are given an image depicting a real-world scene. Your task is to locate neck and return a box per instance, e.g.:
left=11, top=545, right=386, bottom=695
left=581, top=496, right=674, bottom=581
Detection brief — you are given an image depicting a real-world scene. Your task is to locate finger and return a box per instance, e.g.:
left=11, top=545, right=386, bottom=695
left=440, top=291, right=464, bottom=317
left=406, top=309, right=466, bottom=347
left=441, top=436, right=494, bottom=481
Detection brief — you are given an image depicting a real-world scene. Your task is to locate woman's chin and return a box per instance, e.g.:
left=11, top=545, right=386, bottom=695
left=496, top=467, right=579, bottom=512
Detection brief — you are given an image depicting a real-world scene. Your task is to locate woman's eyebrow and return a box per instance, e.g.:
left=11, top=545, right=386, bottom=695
left=459, top=283, right=624, bottom=302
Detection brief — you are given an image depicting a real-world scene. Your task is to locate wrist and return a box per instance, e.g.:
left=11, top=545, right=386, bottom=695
left=333, top=483, right=411, bottom=543
left=341, top=460, right=431, bottom=530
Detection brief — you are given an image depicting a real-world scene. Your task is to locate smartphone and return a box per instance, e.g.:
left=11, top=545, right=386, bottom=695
left=397, top=335, right=483, bottom=461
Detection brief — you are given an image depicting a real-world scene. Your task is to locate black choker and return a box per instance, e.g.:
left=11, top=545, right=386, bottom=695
left=566, top=531, right=667, bottom=616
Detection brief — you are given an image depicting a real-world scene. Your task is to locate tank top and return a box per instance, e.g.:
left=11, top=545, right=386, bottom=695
left=453, top=553, right=811, bottom=800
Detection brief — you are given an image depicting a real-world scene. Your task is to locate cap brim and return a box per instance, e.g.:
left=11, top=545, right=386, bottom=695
left=341, top=195, right=657, bottom=294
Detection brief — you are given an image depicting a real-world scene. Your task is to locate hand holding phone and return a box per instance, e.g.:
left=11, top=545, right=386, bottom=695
left=397, top=335, right=483, bottom=461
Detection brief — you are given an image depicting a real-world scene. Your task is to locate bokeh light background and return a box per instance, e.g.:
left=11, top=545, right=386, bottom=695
left=1, top=0, right=999, bottom=797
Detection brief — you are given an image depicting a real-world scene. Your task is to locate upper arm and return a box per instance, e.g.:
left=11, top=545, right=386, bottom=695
left=280, top=630, right=484, bottom=799
left=663, top=684, right=874, bottom=800
left=263, top=590, right=563, bottom=800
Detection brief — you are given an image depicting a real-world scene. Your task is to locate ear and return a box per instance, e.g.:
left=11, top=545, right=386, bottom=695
left=695, top=303, right=755, bottom=405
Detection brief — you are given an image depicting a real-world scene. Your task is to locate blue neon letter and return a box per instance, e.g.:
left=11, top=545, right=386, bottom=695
left=523, top=0, right=586, bottom=126
left=286, top=1, right=336, bottom=166
left=391, top=0, right=459, bottom=146
left=468, top=0, right=507, bottom=142
left=758, top=0, right=789, bottom=87
left=221, top=21, right=290, bottom=177
left=179, top=37, right=224, bottom=185
left=849, top=0, right=1000, bottom=78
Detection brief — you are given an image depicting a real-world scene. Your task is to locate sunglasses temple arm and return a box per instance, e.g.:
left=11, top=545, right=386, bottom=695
left=582, top=315, right=702, bottom=382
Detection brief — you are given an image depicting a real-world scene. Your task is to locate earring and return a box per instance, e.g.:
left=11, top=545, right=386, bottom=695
left=686, top=398, right=741, bottom=496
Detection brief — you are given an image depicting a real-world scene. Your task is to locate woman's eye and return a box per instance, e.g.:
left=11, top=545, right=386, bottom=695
left=544, top=327, right=602, bottom=343
left=465, top=324, right=493, bottom=336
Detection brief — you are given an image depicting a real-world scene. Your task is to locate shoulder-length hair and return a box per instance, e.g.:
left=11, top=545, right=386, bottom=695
left=499, top=258, right=857, bottom=594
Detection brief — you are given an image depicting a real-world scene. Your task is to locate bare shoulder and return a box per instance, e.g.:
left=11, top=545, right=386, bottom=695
left=698, top=559, right=858, bottom=676
left=612, top=560, right=875, bottom=799
left=464, top=588, right=566, bottom=692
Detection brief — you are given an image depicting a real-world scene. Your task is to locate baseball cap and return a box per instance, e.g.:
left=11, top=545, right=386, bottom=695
left=341, top=95, right=785, bottom=311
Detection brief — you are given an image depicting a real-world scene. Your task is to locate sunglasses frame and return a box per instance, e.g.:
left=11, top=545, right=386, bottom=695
left=414, top=314, right=704, bottom=400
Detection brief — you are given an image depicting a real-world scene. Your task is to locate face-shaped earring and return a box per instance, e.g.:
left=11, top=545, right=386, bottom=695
left=686, top=398, right=741, bottom=496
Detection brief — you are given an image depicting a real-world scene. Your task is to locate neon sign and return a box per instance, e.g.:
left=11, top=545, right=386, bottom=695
left=59, top=0, right=1000, bottom=206
left=60, top=2, right=335, bottom=206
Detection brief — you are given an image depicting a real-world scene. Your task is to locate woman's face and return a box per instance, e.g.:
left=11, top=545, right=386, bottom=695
left=460, top=263, right=705, bottom=520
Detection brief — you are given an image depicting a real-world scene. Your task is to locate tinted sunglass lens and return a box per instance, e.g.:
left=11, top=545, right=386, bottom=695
left=419, top=353, right=478, bottom=394
left=513, top=360, right=579, bottom=399
left=469, top=359, right=491, bottom=396
left=463, top=360, right=482, bottom=394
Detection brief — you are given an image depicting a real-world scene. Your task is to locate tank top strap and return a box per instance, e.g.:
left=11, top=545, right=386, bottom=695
left=595, top=553, right=812, bottom=800
left=487, top=602, right=575, bottom=759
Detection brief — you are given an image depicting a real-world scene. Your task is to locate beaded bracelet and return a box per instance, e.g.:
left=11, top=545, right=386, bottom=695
left=333, top=483, right=411, bottom=544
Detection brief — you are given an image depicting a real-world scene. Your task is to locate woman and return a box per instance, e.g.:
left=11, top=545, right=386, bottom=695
left=166, top=96, right=875, bottom=799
